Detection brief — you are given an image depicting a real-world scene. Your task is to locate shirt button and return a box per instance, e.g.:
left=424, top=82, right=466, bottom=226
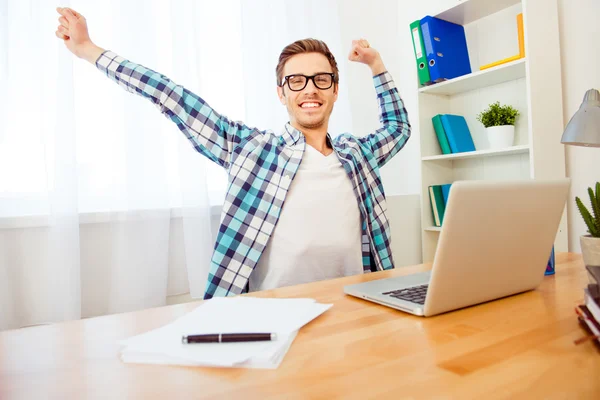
left=284, top=175, right=291, bottom=182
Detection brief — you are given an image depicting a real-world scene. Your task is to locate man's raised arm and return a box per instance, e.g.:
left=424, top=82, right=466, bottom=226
left=348, top=39, right=411, bottom=168
left=55, top=7, right=259, bottom=169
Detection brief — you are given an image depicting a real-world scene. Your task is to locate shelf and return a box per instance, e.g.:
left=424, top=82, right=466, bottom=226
left=418, top=58, right=526, bottom=96
left=418, top=0, right=568, bottom=264
left=421, top=145, right=529, bottom=162
left=433, top=0, right=522, bottom=25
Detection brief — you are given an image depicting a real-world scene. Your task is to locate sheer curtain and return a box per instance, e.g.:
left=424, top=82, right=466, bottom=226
left=0, top=0, right=238, bottom=331
left=0, top=0, right=400, bottom=331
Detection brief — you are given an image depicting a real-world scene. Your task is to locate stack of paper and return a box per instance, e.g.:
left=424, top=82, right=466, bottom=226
left=119, top=297, right=332, bottom=369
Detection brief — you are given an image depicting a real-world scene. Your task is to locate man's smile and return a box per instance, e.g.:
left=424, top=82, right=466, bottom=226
left=299, top=101, right=323, bottom=110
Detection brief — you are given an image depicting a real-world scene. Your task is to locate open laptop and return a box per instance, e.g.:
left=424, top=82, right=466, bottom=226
left=344, top=178, right=571, bottom=317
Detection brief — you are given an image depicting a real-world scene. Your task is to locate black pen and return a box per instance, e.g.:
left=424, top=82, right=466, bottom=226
left=181, top=333, right=277, bottom=344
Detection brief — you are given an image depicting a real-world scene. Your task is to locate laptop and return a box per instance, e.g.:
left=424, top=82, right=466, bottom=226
left=344, top=178, right=571, bottom=317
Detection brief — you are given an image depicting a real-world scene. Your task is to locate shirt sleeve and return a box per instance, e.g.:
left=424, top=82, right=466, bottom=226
left=94, top=50, right=260, bottom=169
left=358, top=71, right=411, bottom=168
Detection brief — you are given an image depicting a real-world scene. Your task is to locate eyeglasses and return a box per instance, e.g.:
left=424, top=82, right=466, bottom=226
left=280, top=73, right=336, bottom=91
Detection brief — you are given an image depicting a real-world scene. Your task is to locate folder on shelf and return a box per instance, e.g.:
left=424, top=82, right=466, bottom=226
left=517, top=13, right=525, bottom=58
left=479, top=54, right=521, bottom=70
left=428, top=185, right=446, bottom=227
left=410, top=20, right=431, bottom=86
left=440, top=114, right=476, bottom=153
left=432, top=114, right=451, bottom=154
left=479, top=13, right=525, bottom=70
left=420, top=15, right=471, bottom=83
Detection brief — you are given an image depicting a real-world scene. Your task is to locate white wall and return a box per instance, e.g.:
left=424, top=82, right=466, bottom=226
left=557, top=0, right=600, bottom=253
left=334, top=0, right=421, bottom=196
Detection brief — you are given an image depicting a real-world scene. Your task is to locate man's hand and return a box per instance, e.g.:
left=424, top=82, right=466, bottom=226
left=348, top=39, right=386, bottom=76
left=55, top=7, right=104, bottom=64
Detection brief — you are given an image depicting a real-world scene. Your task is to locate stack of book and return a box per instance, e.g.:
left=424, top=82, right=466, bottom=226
left=432, top=114, right=476, bottom=154
left=575, top=265, right=600, bottom=346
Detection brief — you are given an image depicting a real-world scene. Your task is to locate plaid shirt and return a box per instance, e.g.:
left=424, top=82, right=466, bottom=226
left=96, top=51, right=411, bottom=299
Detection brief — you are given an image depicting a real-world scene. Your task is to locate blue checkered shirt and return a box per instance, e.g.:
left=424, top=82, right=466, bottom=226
left=96, top=50, right=411, bottom=299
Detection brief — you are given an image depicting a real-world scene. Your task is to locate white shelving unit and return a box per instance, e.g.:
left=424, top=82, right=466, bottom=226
left=418, top=0, right=568, bottom=262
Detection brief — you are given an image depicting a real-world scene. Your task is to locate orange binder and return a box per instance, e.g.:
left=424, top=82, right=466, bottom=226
left=479, top=13, right=525, bottom=70
left=480, top=55, right=521, bottom=70
left=517, top=13, right=525, bottom=57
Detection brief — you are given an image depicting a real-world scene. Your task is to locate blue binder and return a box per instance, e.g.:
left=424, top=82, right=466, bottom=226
left=420, top=16, right=471, bottom=82
left=440, top=115, right=475, bottom=153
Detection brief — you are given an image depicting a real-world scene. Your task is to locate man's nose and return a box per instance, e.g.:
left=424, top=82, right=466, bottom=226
left=303, top=78, right=318, bottom=94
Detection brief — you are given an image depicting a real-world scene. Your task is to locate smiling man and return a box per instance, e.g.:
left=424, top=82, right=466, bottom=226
left=55, top=7, right=411, bottom=299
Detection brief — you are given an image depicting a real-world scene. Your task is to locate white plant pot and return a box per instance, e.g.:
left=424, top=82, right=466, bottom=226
left=581, top=235, right=600, bottom=266
left=581, top=235, right=600, bottom=284
left=485, top=125, right=515, bottom=149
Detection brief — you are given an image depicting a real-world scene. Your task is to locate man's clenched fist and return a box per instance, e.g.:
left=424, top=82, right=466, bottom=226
left=348, top=39, right=386, bottom=76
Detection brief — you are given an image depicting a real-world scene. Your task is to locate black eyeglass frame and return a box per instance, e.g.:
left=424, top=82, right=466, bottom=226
left=279, top=73, right=337, bottom=91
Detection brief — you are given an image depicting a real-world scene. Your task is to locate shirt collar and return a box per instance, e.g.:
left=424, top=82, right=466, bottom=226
left=281, top=122, right=334, bottom=149
left=281, top=123, right=303, bottom=146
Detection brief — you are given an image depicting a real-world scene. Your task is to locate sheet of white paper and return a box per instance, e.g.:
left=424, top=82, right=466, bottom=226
left=176, top=297, right=332, bottom=334
left=119, top=297, right=331, bottom=368
left=121, top=331, right=299, bottom=369
left=235, top=330, right=299, bottom=369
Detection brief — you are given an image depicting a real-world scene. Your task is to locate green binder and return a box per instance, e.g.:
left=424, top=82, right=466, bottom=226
left=432, top=114, right=451, bottom=155
left=410, top=20, right=431, bottom=86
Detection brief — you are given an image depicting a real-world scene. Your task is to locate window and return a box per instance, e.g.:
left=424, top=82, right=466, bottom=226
left=0, top=0, right=245, bottom=217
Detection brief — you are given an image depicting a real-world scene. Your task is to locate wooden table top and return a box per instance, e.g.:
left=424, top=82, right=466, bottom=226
left=1, top=252, right=598, bottom=399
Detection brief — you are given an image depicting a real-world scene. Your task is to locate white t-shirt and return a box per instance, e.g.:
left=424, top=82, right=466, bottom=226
left=249, top=144, right=363, bottom=292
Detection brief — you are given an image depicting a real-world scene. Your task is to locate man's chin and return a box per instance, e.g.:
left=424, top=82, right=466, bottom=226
left=296, top=114, right=327, bottom=130
left=298, top=120, right=325, bottom=130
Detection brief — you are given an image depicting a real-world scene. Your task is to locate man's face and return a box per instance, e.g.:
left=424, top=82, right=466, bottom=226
left=277, top=52, right=338, bottom=131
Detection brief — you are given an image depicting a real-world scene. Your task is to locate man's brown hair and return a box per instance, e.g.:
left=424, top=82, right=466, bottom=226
left=276, top=38, right=339, bottom=87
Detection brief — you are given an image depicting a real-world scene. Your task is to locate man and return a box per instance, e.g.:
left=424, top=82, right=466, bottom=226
left=55, top=7, right=411, bottom=299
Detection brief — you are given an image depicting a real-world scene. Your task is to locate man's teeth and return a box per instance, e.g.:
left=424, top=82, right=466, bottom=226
left=301, top=103, right=321, bottom=108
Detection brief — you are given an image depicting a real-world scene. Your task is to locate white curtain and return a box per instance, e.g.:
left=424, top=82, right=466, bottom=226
left=0, top=0, right=400, bottom=331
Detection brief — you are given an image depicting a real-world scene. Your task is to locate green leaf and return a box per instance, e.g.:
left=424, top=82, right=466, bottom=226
left=476, top=101, right=520, bottom=128
left=594, top=182, right=600, bottom=232
left=577, top=196, right=600, bottom=237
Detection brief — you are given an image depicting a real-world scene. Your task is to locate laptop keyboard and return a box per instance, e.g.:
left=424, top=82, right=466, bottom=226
left=382, top=284, right=429, bottom=305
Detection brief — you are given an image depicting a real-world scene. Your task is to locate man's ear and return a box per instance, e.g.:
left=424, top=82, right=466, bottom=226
left=333, top=83, right=339, bottom=103
left=277, top=86, right=286, bottom=105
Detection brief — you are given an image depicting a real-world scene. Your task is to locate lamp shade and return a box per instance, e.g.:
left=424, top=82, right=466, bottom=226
left=560, top=88, right=600, bottom=147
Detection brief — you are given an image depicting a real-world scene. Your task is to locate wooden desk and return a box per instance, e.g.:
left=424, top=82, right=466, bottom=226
left=1, top=253, right=598, bottom=399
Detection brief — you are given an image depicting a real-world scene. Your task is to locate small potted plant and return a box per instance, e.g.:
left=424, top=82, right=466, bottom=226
left=476, top=101, right=520, bottom=149
left=576, top=182, right=600, bottom=267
